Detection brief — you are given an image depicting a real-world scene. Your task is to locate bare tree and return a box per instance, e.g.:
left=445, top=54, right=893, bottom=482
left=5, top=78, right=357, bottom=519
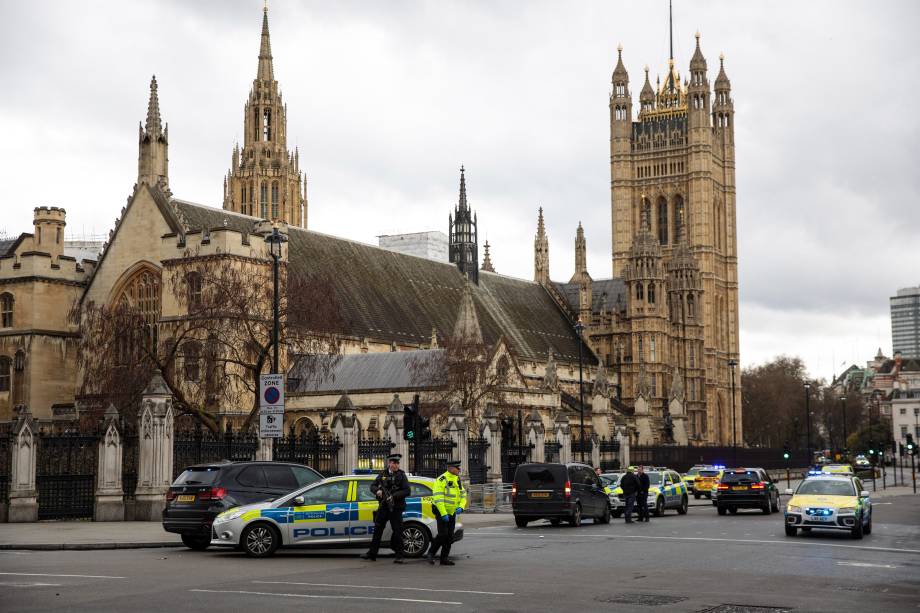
left=75, top=251, right=343, bottom=432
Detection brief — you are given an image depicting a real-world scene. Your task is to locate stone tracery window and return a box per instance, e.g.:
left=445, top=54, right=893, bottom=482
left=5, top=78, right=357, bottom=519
left=113, top=267, right=161, bottom=357
left=0, top=293, right=12, bottom=328
left=0, top=356, right=9, bottom=392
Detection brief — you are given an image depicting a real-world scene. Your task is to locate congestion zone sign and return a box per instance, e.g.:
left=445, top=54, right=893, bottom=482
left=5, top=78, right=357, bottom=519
left=259, top=374, right=285, bottom=438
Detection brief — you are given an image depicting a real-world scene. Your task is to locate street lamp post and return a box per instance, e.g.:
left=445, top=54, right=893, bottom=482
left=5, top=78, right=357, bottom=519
left=264, top=226, right=288, bottom=374
left=840, top=394, right=848, bottom=458
left=575, top=319, right=586, bottom=463
left=803, top=381, right=812, bottom=465
left=728, top=359, right=738, bottom=466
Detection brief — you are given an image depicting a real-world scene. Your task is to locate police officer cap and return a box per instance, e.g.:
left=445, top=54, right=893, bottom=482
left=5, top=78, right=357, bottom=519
left=387, top=454, right=402, bottom=463
left=446, top=460, right=462, bottom=468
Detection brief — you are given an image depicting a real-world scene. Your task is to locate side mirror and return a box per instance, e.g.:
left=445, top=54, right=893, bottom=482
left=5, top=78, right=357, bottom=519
left=293, top=495, right=305, bottom=506
left=784, top=489, right=793, bottom=496
left=860, top=490, right=869, bottom=498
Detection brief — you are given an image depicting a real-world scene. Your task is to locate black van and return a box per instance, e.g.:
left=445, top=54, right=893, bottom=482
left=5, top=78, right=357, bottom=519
left=162, top=461, right=322, bottom=549
left=512, top=462, right=611, bottom=527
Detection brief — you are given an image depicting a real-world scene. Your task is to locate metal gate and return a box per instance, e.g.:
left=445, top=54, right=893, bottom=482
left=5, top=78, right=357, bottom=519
left=410, top=437, right=456, bottom=478
left=36, top=431, right=98, bottom=520
left=173, top=424, right=258, bottom=478
left=598, top=437, right=621, bottom=471
left=121, top=419, right=138, bottom=501
left=544, top=441, right=562, bottom=463
left=468, top=437, right=490, bottom=484
left=0, top=422, right=10, bottom=504
left=275, top=431, right=342, bottom=477
left=501, top=442, right=534, bottom=482
left=358, top=438, right=395, bottom=472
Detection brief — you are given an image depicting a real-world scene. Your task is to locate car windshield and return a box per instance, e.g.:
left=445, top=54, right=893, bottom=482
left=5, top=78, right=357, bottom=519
left=173, top=467, right=221, bottom=485
left=797, top=480, right=856, bottom=496
left=721, top=471, right=760, bottom=483
left=698, top=470, right=720, bottom=477
left=646, top=472, right=662, bottom=485
left=686, top=468, right=701, bottom=476
left=601, top=474, right=622, bottom=487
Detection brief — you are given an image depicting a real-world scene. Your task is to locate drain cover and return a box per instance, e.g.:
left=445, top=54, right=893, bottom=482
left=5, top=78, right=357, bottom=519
left=698, top=606, right=794, bottom=613
left=596, top=593, right=687, bottom=606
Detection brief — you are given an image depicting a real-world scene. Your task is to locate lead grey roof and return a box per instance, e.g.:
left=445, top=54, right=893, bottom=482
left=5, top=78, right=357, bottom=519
left=0, top=239, right=14, bottom=257
left=171, top=199, right=594, bottom=365
left=554, top=278, right=626, bottom=314
left=292, top=349, right=444, bottom=393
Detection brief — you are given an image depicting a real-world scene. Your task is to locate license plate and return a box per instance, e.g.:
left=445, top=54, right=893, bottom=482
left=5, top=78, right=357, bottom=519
left=177, top=495, right=196, bottom=503
left=529, top=492, right=550, bottom=498
left=809, top=515, right=833, bottom=522
left=732, top=486, right=748, bottom=491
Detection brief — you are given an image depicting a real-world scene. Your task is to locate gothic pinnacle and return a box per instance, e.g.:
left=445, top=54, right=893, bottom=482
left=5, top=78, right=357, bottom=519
left=257, top=4, right=274, bottom=81
left=145, top=75, right=162, bottom=137
left=458, top=165, right=468, bottom=211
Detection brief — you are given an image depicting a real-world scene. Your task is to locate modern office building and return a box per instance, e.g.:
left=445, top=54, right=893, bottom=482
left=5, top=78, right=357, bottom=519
left=891, top=286, right=920, bottom=358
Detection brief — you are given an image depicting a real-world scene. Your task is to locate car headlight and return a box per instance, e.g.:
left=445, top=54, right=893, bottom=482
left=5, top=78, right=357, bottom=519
left=216, top=508, right=245, bottom=522
left=787, top=505, right=801, bottom=513
left=837, top=507, right=856, bottom=514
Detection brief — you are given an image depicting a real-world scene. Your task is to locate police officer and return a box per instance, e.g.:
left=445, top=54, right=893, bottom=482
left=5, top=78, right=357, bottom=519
left=362, top=453, right=411, bottom=563
left=620, top=465, right=639, bottom=524
left=427, top=460, right=466, bottom=566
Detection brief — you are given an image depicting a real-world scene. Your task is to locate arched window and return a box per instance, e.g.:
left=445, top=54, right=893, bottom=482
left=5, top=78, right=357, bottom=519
left=657, top=197, right=668, bottom=245
left=113, top=266, right=161, bottom=358
left=13, top=349, right=24, bottom=405
left=673, top=195, right=685, bottom=240
left=496, top=355, right=510, bottom=384
left=638, top=336, right=643, bottom=361
left=260, top=182, right=268, bottom=219
left=0, top=293, right=13, bottom=328
left=271, top=182, right=279, bottom=219
left=183, top=341, right=202, bottom=383
left=636, top=282, right=644, bottom=301
left=249, top=181, right=255, bottom=216
left=687, top=294, right=695, bottom=318
left=263, top=109, right=272, bottom=141
left=641, top=198, right=651, bottom=231
left=650, top=337, right=656, bottom=362
left=0, top=356, right=10, bottom=392
left=648, top=282, right=655, bottom=304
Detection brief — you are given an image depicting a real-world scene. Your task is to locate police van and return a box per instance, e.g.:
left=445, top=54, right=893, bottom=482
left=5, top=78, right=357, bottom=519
left=209, top=473, right=461, bottom=557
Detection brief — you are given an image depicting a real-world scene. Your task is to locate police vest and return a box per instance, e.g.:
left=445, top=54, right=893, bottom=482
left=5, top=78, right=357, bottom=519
left=432, top=471, right=467, bottom=516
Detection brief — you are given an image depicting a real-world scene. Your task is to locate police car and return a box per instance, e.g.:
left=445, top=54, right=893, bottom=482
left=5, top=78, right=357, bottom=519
left=210, top=473, right=461, bottom=557
left=783, top=473, right=872, bottom=539
left=607, top=468, right=689, bottom=517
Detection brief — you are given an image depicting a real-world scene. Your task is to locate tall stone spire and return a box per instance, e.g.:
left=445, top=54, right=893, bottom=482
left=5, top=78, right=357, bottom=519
left=569, top=222, right=592, bottom=319
left=448, top=166, right=479, bottom=284
left=138, top=75, right=169, bottom=193
left=224, top=4, right=306, bottom=227
left=534, top=207, right=550, bottom=284
left=574, top=222, right=587, bottom=275
left=481, top=240, right=495, bottom=273
left=258, top=4, right=274, bottom=81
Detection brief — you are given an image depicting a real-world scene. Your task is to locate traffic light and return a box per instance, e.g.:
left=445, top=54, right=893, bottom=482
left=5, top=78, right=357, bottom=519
left=419, top=416, right=431, bottom=441
left=782, top=442, right=790, bottom=461
left=403, top=402, right=417, bottom=441
left=907, top=434, right=916, bottom=456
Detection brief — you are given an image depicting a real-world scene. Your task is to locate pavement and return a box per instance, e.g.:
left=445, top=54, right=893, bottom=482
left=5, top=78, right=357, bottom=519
left=2, top=494, right=918, bottom=612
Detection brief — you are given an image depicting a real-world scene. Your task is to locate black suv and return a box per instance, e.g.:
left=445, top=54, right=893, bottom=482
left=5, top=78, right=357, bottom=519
left=512, top=462, right=611, bottom=527
left=716, top=467, right=780, bottom=515
left=162, top=461, right=322, bottom=549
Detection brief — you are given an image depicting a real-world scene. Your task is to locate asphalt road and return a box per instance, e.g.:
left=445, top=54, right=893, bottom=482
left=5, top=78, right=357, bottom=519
left=2, top=496, right=918, bottom=613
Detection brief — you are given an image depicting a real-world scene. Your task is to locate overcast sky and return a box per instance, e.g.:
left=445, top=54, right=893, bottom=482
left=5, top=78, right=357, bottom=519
left=1, top=0, right=918, bottom=380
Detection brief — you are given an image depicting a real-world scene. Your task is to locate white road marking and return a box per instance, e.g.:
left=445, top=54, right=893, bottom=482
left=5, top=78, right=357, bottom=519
left=0, top=551, right=31, bottom=555
left=0, top=581, right=62, bottom=587
left=873, top=502, right=893, bottom=505
left=0, top=572, right=126, bottom=579
left=253, top=581, right=513, bottom=595
left=837, top=561, right=899, bottom=569
left=190, top=589, right=461, bottom=605
left=467, top=532, right=920, bottom=555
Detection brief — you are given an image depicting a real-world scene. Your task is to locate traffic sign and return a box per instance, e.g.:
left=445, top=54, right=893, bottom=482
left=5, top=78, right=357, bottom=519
left=259, top=406, right=284, bottom=438
left=259, top=374, right=285, bottom=410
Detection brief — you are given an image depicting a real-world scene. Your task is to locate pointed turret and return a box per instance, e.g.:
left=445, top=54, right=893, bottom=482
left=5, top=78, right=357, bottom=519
left=569, top=222, right=593, bottom=319
left=687, top=31, right=711, bottom=129
left=534, top=207, right=550, bottom=284
left=612, top=44, right=628, bottom=80
left=481, top=240, right=495, bottom=273
left=137, top=76, right=169, bottom=193
left=715, top=53, right=730, bottom=91
left=257, top=5, right=274, bottom=82
left=639, top=66, right=655, bottom=114
left=453, top=281, right=483, bottom=345
left=574, top=222, right=587, bottom=275
left=458, top=165, right=469, bottom=212
left=448, top=165, right=479, bottom=283
left=689, top=31, right=707, bottom=72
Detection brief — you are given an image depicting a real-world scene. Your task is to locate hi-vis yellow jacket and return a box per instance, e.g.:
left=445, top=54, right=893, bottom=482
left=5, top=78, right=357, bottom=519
left=432, top=471, right=467, bottom=516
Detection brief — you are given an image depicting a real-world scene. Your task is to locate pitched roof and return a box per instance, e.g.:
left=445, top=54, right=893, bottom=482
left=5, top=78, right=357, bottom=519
left=554, top=278, right=626, bottom=315
left=292, top=349, right=444, bottom=394
left=170, top=199, right=593, bottom=364
left=0, top=239, right=15, bottom=257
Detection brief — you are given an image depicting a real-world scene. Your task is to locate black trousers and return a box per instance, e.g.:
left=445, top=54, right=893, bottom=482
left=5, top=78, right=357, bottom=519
left=429, top=513, right=456, bottom=561
left=368, top=505, right=403, bottom=557
left=623, top=494, right=636, bottom=522
left=637, top=492, right=650, bottom=520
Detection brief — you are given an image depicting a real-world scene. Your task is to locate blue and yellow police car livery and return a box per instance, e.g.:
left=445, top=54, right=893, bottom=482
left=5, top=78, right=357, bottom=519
left=211, top=474, right=462, bottom=557
left=784, top=474, right=871, bottom=539
left=607, top=468, right=689, bottom=517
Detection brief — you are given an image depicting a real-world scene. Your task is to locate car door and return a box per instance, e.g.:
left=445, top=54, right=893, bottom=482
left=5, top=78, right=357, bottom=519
left=591, top=473, right=608, bottom=514
left=263, top=464, right=300, bottom=499
left=287, top=479, right=353, bottom=545
left=352, top=479, right=381, bottom=544
left=233, top=465, right=273, bottom=503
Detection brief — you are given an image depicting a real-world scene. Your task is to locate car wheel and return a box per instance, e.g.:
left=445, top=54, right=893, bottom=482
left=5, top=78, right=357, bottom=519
left=761, top=498, right=771, bottom=515
left=770, top=494, right=780, bottom=513
left=569, top=504, right=582, bottom=527
left=864, top=512, right=872, bottom=535
left=181, top=534, right=211, bottom=551
left=694, top=493, right=701, bottom=500
left=241, top=523, right=280, bottom=558
left=728, top=507, right=738, bottom=515
left=612, top=510, right=622, bottom=518
left=717, top=505, right=727, bottom=516
left=677, top=496, right=688, bottom=515
left=515, top=516, right=529, bottom=528
left=654, top=497, right=664, bottom=517
left=850, top=517, right=864, bottom=540
left=599, top=505, right=611, bottom=524
left=784, top=525, right=797, bottom=537
left=549, top=518, right=561, bottom=526
left=401, top=523, right=430, bottom=558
